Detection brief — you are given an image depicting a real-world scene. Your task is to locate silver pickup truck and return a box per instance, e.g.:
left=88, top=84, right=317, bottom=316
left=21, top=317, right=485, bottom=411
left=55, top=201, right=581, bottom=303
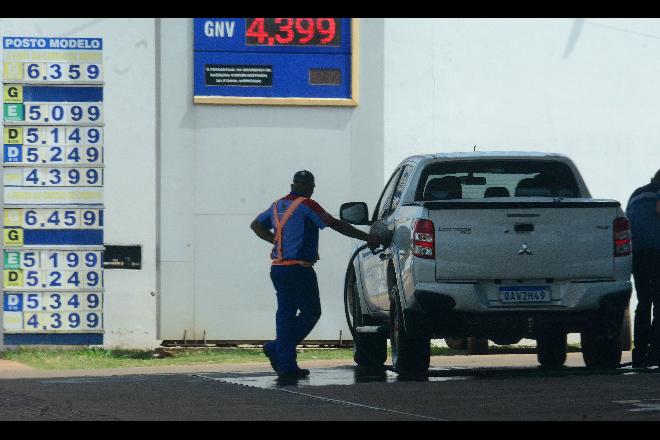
left=341, top=152, right=632, bottom=373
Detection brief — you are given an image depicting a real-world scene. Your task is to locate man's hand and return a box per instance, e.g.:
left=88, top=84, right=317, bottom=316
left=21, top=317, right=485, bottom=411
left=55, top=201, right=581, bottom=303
left=250, top=219, right=275, bottom=244
left=366, top=234, right=382, bottom=250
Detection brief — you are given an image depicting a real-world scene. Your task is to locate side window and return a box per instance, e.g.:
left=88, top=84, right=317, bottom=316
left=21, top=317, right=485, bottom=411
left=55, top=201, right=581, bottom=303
left=390, top=165, right=414, bottom=212
left=375, top=168, right=403, bottom=221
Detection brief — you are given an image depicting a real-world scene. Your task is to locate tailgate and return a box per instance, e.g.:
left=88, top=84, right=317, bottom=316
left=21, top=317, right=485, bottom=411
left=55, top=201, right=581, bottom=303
left=428, top=201, right=618, bottom=280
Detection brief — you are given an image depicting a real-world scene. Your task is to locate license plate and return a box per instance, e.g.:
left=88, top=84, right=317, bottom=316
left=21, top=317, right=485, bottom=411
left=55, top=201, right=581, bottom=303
left=499, top=286, right=550, bottom=303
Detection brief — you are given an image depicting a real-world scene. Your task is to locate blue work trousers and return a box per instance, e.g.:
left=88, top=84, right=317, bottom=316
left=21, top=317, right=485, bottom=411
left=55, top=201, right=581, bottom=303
left=267, top=265, right=322, bottom=374
left=633, top=249, right=660, bottom=363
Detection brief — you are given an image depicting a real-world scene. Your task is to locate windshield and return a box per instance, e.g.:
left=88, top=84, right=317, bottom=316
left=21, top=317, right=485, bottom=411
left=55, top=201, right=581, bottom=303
left=414, top=159, right=581, bottom=201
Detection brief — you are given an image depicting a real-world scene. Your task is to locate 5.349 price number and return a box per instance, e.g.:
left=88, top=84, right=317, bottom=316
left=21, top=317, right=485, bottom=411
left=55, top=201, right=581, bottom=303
left=246, top=18, right=340, bottom=46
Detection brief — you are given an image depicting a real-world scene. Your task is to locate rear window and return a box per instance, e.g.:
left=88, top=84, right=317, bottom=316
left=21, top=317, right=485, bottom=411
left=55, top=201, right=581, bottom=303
left=414, top=160, right=581, bottom=201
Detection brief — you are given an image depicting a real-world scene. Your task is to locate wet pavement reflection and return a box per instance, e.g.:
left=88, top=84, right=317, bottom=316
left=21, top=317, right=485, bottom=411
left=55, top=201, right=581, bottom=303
left=200, top=364, right=658, bottom=389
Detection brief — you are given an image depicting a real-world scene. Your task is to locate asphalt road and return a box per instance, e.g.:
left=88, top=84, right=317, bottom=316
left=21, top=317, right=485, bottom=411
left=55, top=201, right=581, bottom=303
left=2, top=359, right=660, bottom=420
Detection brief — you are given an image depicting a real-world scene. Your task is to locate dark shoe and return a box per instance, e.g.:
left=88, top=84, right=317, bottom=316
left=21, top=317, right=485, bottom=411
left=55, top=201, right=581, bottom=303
left=632, top=348, right=648, bottom=368
left=277, top=368, right=310, bottom=380
left=262, top=343, right=278, bottom=372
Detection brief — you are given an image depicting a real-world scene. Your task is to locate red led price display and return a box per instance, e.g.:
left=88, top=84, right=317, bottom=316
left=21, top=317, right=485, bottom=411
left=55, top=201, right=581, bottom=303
left=246, top=18, right=341, bottom=47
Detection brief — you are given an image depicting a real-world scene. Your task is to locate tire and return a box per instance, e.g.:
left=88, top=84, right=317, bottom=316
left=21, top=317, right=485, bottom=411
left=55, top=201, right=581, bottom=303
left=620, top=308, right=632, bottom=352
left=389, top=282, right=431, bottom=374
left=445, top=336, right=468, bottom=351
left=467, top=337, right=489, bottom=355
left=346, top=267, right=387, bottom=368
left=581, top=312, right=624, bottom=369
left=536, top=332, right=567, bottom=368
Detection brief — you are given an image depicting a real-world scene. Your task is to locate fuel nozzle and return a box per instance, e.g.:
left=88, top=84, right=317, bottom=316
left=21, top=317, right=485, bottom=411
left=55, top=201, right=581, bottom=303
left=369, top=220, right=394, bottom=253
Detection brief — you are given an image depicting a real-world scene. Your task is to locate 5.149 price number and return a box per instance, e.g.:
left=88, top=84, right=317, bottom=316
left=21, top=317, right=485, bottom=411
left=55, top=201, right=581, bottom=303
left=246, top=18, right=340, bottom=46
left=15, top=126, right=103, bottom=146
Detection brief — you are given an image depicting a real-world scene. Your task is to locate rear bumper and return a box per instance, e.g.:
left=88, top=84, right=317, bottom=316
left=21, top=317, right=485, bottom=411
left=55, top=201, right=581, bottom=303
left=408, top=280, right=631, bottom=336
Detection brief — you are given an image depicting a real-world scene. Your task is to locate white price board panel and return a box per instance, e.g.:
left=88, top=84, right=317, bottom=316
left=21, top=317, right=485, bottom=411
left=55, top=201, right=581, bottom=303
left=4, top=269, right=104, bottom=290
left=5, top=292, right=103, bottom=312
left=3, top=126, right=103, bottom=146
left=4, top=208, right=103, bottom=229
left=19, top=62, right=104, bottom=83
left=3, top=291, right=104, bottom=333
left=3, top=186, right=104, bottom=205
left=3, top=36, right=105, bottom=344
left=4, top=249, right=103, bottom=270
left=4, top=167, right=103, bottom=187
left=3, top=144, right=103, bottom=165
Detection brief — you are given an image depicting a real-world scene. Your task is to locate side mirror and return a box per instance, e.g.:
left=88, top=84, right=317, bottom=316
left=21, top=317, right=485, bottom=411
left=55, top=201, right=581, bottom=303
left=340, top=202, right=370, bottom=225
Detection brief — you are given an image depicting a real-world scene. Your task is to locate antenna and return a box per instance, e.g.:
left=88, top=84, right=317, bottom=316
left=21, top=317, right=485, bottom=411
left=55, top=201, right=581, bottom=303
left=473, top=145, right=477, bottom=152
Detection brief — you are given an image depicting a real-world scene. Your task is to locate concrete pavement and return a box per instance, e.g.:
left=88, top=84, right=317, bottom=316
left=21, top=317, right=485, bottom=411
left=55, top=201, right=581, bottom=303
left=0, top=351, right=633, bottom=379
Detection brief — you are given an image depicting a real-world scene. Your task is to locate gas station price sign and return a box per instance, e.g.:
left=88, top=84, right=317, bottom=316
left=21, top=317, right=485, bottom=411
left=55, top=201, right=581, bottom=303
left=2, top=36, right=105, bottom=345
left=193, top=18, right=358, bottom=106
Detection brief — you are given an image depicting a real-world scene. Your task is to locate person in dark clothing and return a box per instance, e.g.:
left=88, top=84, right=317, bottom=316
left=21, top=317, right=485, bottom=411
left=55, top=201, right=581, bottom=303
left=250, top=171, right=381, bottom=380
left=627, top=169, right=660, bottom=368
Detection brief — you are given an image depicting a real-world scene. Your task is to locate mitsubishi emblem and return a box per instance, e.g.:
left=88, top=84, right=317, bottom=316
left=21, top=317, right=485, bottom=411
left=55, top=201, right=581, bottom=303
left=518, top=242, right=533, bottom=255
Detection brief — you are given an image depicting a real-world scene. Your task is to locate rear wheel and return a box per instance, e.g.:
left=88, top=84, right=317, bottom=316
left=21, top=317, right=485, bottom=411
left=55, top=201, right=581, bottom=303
left=390, top=282, right=431, bottom=374
left=581, top=312, right=624, bottom=369
left=346, top=267, right=387, bottom=368
left=445, top=336, right=468, bottom=351
left=536, top=332, right=567, bottom=368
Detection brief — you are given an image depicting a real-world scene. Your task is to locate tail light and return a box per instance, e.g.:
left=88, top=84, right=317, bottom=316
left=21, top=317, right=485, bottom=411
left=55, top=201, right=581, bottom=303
left=613, top=217, right=632, bottom=257
left=413, top=219, right=435, bottom=259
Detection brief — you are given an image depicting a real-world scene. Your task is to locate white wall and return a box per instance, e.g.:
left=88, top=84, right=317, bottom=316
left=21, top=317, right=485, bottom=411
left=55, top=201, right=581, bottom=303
left=158, top=18, right=384, bottom=341
left=0, top=18, right=159, bottom=348
left=384, top=18, right=660, bottom=343
left=384, top=18, right=660, bottom=201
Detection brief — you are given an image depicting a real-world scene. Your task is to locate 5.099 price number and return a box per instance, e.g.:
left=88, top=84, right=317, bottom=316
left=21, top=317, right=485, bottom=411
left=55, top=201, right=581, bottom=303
left=246, top=18, right=340, bottom=47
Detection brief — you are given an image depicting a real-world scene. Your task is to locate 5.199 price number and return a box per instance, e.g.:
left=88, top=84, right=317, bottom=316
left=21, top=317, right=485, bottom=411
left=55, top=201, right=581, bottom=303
left=24, top=63, right=103, bottom=82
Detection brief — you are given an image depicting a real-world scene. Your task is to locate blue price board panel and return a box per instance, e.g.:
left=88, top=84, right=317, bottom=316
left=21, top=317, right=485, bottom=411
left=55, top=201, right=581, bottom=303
left=2, top=36, right=105, bottom=344
left=193, top=18, right=358, bottom=106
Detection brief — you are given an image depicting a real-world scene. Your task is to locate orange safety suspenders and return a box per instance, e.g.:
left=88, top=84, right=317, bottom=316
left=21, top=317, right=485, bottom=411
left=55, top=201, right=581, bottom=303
left=271, top=197, right=313, bottom=267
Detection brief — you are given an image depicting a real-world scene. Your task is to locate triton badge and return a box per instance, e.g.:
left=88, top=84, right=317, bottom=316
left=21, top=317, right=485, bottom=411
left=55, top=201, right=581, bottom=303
left=518, top=242, right=533, bottom=255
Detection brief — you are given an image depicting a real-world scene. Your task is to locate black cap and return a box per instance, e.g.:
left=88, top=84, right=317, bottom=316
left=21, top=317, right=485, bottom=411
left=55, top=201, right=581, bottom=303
left=293, top=170, right=315, bottom=185
left=654, top=169, right=660, bottom=182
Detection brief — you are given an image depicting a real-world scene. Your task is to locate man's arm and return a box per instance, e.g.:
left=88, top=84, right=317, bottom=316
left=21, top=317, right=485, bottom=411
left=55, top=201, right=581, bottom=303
left=329, top=219, right=381, bottom=248
left=250, top=219, right=275, bottom=244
